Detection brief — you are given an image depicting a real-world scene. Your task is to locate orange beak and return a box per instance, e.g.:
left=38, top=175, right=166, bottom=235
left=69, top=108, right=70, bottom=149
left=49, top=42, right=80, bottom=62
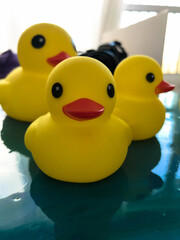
left=155, top=80, right=175, bottom=94
left=63, top=98, right=104, bottom=121
left=47, top=52, right=71, bottom=67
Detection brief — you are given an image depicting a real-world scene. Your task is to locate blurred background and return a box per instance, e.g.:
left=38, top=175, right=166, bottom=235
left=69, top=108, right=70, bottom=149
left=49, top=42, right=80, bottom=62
left=0, top=0, right=180, bottom=76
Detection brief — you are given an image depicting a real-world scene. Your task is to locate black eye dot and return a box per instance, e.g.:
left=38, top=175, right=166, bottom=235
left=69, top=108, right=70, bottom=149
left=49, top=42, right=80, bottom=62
left=107, top=83, right=115, bottom=98
left=146, top=73, right=155, bottom=83
left=31, top=35, right=46, bottom=48
left=52, top=83, right=63, bottom=98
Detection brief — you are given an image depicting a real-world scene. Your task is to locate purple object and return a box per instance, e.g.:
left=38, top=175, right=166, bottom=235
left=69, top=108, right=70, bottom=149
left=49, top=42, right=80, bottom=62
left=0, top=50, right=19, bottom=79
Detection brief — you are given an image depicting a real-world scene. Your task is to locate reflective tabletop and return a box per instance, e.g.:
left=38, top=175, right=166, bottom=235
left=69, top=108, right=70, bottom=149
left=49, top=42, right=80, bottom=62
left=0, top=91, right=179, bottom=240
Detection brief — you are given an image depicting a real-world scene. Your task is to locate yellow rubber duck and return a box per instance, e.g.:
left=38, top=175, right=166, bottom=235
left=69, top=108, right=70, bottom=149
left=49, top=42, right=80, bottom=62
left=25, top=57, right=132, bottom=183
left=113, top=55, right=175, bottom=140
left=0, top=23, right=77, bottom=122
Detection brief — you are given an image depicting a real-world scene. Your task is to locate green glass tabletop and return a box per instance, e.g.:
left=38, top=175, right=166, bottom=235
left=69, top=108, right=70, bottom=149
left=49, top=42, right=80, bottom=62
left=0, top=92, right=179, bottom=240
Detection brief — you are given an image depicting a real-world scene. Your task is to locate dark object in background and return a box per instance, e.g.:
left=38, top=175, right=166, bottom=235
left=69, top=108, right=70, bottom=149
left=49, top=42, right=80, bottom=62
left=80, top=41, right=128, bottom=74
left=0, top=50, right=19, bottom=79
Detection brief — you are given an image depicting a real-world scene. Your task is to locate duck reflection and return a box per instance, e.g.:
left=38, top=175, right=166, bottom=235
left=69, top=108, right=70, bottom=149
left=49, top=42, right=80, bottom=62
left=1, top=116, right=30, bottom=156
left=30, top=167, right=127, bottom=240
left=29, top=137, right=163, bottom=239
left=122, top=137, right=163, bottom=201
left=1, top=116, right=39, bottom=178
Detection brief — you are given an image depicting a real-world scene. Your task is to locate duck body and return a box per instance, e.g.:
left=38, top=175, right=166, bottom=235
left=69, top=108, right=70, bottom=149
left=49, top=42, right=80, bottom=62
left=25, top=57, right=132, bottom=183
left=113, top=55, right=175, bottom=140
left=114, top=95, right=165, bottom=140
left=25, top=113, right=131, bottom=183
left=0, top=67, right=48, bottom=121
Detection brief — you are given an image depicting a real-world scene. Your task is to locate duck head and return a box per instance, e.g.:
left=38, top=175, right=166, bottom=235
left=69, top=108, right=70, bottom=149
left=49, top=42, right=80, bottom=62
left=114, top=55, right=175, bottom=99
left=18, top=23, right=77, bottom=74
left=46, top=56, right=116, bottom=126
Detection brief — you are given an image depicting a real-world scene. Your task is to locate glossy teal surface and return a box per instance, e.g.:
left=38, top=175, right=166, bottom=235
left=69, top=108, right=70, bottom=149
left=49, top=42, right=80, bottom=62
left=0, top=92, right=179, bottom=240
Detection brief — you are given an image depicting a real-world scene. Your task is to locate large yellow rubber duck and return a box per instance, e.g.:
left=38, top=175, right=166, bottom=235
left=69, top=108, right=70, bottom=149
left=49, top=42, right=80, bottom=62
left=0, top=23, right=77, bottom=122
left=25, top=57, right=132, bottom=183
left=113, top=55, right=175, bottom=140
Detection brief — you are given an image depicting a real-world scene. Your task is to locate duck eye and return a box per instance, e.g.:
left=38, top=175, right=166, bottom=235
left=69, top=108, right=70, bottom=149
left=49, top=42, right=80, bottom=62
left=107, top=83, right=115, bottom=98
left=52, top=83, right=63, bottom=98
left=146, top=73, right=155, bottom=83
left=31, top=35, right=46, bottom=48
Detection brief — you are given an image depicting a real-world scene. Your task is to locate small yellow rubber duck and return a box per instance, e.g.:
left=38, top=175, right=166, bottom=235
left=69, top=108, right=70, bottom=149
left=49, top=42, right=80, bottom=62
left=113, top=55, right=175, bottom=140
left=0, top=23, right=77, bottom=122
left=25, top=57, right=132, bottom=183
